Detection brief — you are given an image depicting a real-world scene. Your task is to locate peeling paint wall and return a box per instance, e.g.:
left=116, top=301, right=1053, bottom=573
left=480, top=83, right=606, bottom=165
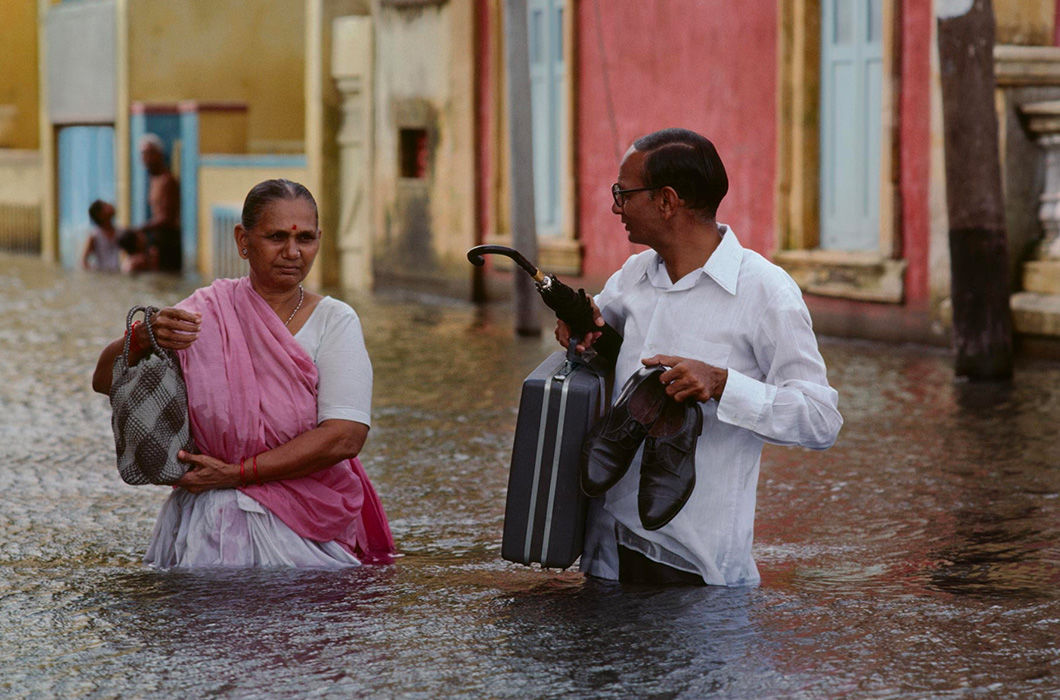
left=372, top=0, right=475, bottom=296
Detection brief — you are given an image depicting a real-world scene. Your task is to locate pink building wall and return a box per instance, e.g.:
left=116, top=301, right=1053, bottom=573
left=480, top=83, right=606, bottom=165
left=574, top=2, right=779, bottom=285
left=899, top=0, right=933, bottom=306
left=473, top=1, right=936, bottom=326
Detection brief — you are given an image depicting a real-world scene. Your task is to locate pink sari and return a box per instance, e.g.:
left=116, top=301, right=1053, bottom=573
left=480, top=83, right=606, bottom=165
left=175, top=277, right=395, bottom=564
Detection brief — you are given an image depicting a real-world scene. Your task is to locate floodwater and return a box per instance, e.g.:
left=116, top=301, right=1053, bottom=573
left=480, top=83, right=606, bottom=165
left=1, top=251, right=1057, bottom=698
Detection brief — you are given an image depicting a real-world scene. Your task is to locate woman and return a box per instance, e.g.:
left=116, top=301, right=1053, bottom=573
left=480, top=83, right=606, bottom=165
left=92, top=179, right=395, bottom=568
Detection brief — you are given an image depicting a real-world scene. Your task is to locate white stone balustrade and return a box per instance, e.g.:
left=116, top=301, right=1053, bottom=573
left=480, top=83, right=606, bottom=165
left=1012, top=99, right=1060, bottom=334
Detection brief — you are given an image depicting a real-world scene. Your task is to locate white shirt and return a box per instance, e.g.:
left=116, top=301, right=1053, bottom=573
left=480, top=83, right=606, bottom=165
left=87, top=228, right=122, bottom=272
left=293, top=296, right=373, bottom=428
left=580, top=225, right=843, bottom=586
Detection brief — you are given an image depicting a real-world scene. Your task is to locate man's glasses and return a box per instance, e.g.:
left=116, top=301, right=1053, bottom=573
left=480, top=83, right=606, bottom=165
left=612, top=183, right=660, bottom=208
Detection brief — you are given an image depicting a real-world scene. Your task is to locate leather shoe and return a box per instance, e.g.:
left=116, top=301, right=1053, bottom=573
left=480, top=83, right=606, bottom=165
left=638, top=399, right=703, bottom=530
left=581, top=366, right=669, bottom=498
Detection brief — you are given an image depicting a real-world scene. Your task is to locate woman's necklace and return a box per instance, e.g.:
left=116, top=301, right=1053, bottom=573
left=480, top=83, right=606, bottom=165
left=284, top=285, right=304, bottom=326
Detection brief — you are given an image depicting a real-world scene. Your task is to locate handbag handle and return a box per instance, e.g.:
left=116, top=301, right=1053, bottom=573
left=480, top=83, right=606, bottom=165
left=122, top=305, right=174, bottom=366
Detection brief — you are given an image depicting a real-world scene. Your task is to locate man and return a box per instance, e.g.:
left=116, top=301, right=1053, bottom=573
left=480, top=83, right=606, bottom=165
left=133, top=134, right=182, bottom=272
left=557, top=128, right=842, bottom=586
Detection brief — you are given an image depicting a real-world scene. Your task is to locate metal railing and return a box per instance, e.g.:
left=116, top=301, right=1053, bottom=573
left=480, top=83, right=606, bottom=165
left=211, top=204, right=244, bottom=280
left=0, top=203, right=41, bottom=255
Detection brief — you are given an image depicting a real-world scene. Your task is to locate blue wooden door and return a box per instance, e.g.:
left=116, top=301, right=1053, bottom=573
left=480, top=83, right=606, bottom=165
left=58, top=126, right=116, bottom=268
left=820, top=0, right=882, bottom=251
left=528, top=0, right=566, bottom=238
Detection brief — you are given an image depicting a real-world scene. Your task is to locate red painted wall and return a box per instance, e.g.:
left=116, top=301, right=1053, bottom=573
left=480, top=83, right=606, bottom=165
left=574, top=2, right=778, bottom=284
left=475, top=0, right=936, bottom=316
left=899, top=0, right=932, bottom=305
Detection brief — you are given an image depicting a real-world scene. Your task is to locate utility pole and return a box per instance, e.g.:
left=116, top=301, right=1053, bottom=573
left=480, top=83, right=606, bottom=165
left=503, top=0, right=542, bottom=336
left=937, top=0, right=1014, bottom=380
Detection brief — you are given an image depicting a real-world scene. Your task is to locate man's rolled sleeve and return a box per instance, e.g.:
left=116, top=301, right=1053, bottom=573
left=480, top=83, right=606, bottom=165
left=716, top=367, right=775, bottom=433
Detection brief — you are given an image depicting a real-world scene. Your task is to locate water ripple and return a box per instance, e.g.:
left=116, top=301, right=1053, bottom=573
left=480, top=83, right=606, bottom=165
left=0, top=254, right=1057, bottom=697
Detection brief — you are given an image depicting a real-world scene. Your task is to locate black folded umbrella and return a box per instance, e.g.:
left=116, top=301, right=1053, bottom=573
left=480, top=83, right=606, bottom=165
left=467, top=245, right=621, bottom=364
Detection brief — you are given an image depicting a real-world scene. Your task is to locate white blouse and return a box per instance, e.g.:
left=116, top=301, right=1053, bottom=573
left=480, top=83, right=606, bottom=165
left=293, top=296, right=373, bottom=428
left=581, top=226, right=843, bottom=586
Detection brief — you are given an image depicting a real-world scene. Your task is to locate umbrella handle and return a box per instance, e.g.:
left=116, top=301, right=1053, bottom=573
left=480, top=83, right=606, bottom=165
left=467, top=244, right=620, bottom=365
left=466, top=245, right=545, bottom=284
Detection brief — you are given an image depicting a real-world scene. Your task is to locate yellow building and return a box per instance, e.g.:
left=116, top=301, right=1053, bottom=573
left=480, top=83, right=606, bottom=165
left=17, top=0, right=478, bottom=298
left=0, top=0, right=42, bottom=255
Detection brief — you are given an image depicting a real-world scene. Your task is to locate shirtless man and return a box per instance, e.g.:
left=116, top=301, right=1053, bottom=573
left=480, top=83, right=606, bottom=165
left=130, top=134, right=182, bottom=272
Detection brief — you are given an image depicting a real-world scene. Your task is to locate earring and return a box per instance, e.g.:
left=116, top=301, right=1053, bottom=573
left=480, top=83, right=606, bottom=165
left=241, top=248, right=248, bottom=256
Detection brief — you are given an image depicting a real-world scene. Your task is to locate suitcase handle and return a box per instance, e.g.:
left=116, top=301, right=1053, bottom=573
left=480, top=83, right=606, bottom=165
left=555, top=334, right=593, bottom=378
left=565, top=333, right=605, bottom=369
left=566, top=334, right=583, bottom=363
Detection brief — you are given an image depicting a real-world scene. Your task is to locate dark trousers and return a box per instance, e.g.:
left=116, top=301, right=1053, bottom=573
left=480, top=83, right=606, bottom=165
left=147, top=226, right=182, bottom=272
left=617, top=545, right=706, bottom=586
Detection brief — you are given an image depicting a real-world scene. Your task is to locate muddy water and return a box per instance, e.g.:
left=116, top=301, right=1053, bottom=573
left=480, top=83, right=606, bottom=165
left=1, top=253, right=1057, bottom=697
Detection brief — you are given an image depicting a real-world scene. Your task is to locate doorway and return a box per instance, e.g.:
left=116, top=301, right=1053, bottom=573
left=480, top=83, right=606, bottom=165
left=57, top=125, right=115, bottom=269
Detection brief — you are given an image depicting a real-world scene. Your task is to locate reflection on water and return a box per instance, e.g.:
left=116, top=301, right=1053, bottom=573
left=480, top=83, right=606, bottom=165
left=1, top=253, right=1057, bottom=697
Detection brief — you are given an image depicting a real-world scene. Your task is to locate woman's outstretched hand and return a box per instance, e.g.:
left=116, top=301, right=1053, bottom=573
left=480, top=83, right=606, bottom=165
left=92, top=307, right=202, bottom=395
left=148, top=307, right=202, bottom=351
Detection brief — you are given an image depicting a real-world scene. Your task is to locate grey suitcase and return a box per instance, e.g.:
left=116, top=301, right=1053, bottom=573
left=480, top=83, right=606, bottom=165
left=502, top=348, right=608, bottom=568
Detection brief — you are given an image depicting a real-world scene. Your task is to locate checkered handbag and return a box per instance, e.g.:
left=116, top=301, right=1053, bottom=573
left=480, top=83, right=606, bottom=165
left=109, top=305, right=195, bottom=485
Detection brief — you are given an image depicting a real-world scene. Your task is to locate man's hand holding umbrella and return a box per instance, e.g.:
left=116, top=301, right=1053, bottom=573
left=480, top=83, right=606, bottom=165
left=467, top=245, right=621, bottom=363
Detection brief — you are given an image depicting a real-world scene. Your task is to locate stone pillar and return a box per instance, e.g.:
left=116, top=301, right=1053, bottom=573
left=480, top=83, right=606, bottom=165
left=330, top=16, right=373, bottom=292
left=1012, top=100, right=1060, bottom=335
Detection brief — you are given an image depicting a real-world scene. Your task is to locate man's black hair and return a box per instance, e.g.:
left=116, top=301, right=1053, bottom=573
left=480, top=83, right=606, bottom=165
left=633, top=128, right=728, bottom=218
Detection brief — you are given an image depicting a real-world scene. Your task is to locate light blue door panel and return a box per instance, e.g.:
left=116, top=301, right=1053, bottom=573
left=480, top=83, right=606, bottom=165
left=820, top=0, right=882, bottom=251
left=58, top=126, right=115, bottom=269
left=829, top=61, right=858, bottom=228
left=865, top=57, right=883, bottom=223
left=528, top=0, right=565, bottom=238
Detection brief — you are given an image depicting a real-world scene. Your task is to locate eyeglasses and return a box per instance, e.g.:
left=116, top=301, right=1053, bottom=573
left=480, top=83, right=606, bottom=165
left=611, top=183, right=660, bottom=208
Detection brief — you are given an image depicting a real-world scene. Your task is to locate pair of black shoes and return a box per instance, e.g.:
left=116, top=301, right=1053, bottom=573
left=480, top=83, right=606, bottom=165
left=581, top=366, right=703, bottom=530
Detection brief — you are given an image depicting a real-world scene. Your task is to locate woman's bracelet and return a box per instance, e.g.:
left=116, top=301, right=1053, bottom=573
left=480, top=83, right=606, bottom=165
left=126, top=320, right=144, bottom=354
left=238, top=455, right=262, bottom=486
